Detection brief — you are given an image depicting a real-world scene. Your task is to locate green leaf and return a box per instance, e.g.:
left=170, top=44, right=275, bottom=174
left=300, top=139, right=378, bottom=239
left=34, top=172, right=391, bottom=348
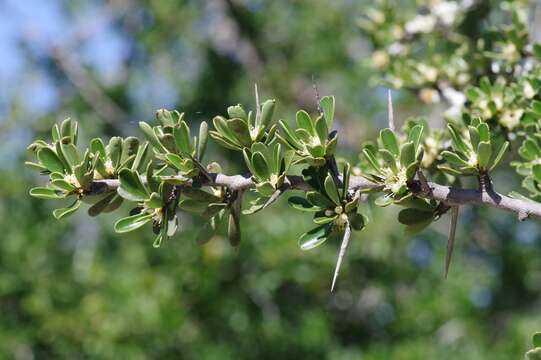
left=477, top=141, right=491, bottom=169
left=173, top=122, right=192, bottom=155
left=165, top=153, right=187, bottom=171
left=349, top=212, right=368, bottom=231
left=182, top=187, right=222, bottom=202
left=307, top=191, right=335, bottom=208
left=380, top=128, right=399, bottom=156
left=114, top=213, right=153, bottom=233
left=227, top=118, right=252, bottom=147
left=298, top=224, right=331, bottom=250
left=139, top=122, right=166, bottom=152
left=441, top=151, right=469, bottom=168
left=533, top=165, right=541, bottom=184
left=447, top=124, right=468, bottom=154
left=38, top=148, right=65, bottom=173
left=88, top=192, right=117, bottom=217
left=278, top=119, right=302, bottom=149
left=324, top=175, right=340, bottom=205
left=117, top=169, right=149, bottom=202
left=196, top=212, right=224, bottom=245
left=374, top=194, right=393, bottom=207
left=398, top=208, right=434, bottom=225
left=489, top=141, right=509, bottom=171
left=314, top=115, right=328, bottom=145
left=363, top=148, right=382, bottom=174
left=477, top=122, right=490, bottom=142
left=320, top=95, right=335, bottom=129
left=51, top=179, right=76, bottom=192
left=468, top=126, right=480, bottom=150
left=251, top=151, right=270, bottom=180
left=296, top=110, right=315, bottom=135
left=90, top=138, right=106, bottom=158
left=400, top=141, right=415, bottom=168
left=144, top=192, right=163, bottom=209
left=178, top=199, right=209, bottom=214
left=378, top=149, right=398, bottom=172
left=533, top=332, right=541, bottom=348
left=227, top=104, right=246, bottom=120
left=259, top=99, right=276, bottom=128
left=29, top=187, right=66, bottom=199
left=53, top=200, right=81, bottom=220
left=108, top=137, right=123, bottom=169
left=288, top=196, right=322, bottom=212
left=407, top=124, right=423, bottom=151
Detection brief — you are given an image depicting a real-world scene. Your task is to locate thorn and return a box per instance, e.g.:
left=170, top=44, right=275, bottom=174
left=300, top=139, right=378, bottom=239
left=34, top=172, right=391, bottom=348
left=331, top=224, right=352, bottom=292
left=254, top=83, right=261, bottom=122
left=387, top=89, right=395, bottom=131
left=444, top=206, right=459, bottom=279
left=312, top=75, right=323, bottom=115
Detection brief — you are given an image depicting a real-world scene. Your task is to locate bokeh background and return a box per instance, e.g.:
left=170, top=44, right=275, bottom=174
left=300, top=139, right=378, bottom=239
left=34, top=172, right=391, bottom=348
left=1, top=0, right=541, bottom=359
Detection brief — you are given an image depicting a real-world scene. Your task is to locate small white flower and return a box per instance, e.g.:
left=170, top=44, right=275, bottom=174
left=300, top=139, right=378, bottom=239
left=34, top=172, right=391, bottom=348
left=432, top=1, right=460, bottom=26
left=419, top=88, right=441, bottom=104
left=499, top=109, right=524, bottom=130
left=524, top=81, right=536, bottom=99
left=417, top=63, right=438, bottom=82
left=405, top=14, right=436, bottom=34
left=105, top=159, right=115, bottom=175
left=442, top=87, right=466, bottom=117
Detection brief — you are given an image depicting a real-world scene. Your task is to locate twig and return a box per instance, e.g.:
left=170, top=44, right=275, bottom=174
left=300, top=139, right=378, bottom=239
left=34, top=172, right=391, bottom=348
left=88, top=174, right=541, bottom=220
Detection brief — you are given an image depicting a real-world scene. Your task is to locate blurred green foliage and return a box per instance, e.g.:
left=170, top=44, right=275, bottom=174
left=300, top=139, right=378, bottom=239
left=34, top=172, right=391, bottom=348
left=2, top=0, right=541, bottom=359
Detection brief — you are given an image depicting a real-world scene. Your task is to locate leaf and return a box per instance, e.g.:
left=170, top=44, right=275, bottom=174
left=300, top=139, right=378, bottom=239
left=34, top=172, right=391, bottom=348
left=51, top=179, right=76, bottom=192
left=139, top=122, right=166, bottom=152
left=400, top=141, right=415, bottom=168
left=296, top=110, right=315, bottom=135
left=397, top=208, right=434, bottom=225
left=441, top=151, right=469, bottom=168
left=90, top=138, right=106, bottom=158
left=468, top=126, right=480, bottom=150
left=259, top=99, right=276, bottom=128
left=228, top=197, right=242, bottom=247
left=447, top=124, right=468, bottom=154
left=477, top=141, right=491, bottom=169
left=165, top=153, right=187, bottom=171
left=277, top=119, right=302, bottom=149
left=533, top=164, right=541, bottom=184
left=324, top=175, right=340, bottom=205
left=374, top=194, right=393, bottom=207
left=182, top=187, right=221, bottom=202
left=533, top=332, right=541, bottom=348
left=173, top=122, right=192, bottom=155
left=349, top=212, right=368, bottom=231
left=362, top=148, right=382, bottom=173
left=477, top=122, right=490, bottom=142
left=307, top=191, right=335, bottom=208
left=117, top=169, right=149, bottom=202
left=407, top=124, right=424, bottom=151
left=444, top=206, right=459, bottom=278
left=298, top=224, right=331, bottom=250
left=288, top=196, right=322, bottom=212
left=320, top=95, right=335, bottom=129
left=196, top=212, right=224, bottom=245
left=251, top=151, right=270, bottom=180
left=37, top=148, right=65, bottom=173
left=227, top=104, right=246, bottom=120
left=227, top=118, right=252, bottom=147
left=108, top=137, right=123, bottom=169
left=314, top=115, right=328, bottom=145
left=29, top=187, right=66, bottom=199
left=53, top=200, right=81, bottom=220
left=380, top=128, right=399, bottom=156
left=114, top=213, right=153, bottom=233
left=489, top=141, right=509, bottom=171
left=88, top=192, right=117, bottom=217
left=144, top=192, right=163, bottom=209
left=378, top=149, right=398, bottom=172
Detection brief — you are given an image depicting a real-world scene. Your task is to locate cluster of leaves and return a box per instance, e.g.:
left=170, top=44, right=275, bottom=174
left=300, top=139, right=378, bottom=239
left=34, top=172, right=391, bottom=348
left=526, top=332, right=541, bottom=360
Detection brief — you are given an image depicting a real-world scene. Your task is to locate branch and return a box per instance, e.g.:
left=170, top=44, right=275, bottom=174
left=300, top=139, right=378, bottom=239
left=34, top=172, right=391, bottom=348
left=88, top=174, right=541, bottom=220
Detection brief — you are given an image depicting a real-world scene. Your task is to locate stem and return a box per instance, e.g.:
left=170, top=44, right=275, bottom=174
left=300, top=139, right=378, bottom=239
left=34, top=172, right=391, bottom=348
left=88, top=174, right=541, bottom=220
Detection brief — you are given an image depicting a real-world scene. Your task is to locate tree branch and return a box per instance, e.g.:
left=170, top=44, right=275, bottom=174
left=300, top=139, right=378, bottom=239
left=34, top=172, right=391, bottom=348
left=88, top=174, right=541, bottom=220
